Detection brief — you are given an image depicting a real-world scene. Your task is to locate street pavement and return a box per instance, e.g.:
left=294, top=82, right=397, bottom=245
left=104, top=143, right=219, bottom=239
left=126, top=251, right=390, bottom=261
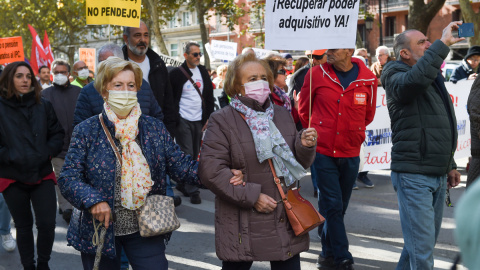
left=0, top=158, right=469, bottom=270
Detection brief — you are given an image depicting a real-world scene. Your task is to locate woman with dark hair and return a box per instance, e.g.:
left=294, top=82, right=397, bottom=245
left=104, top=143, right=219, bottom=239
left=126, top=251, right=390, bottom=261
left=0, top=61, right=64, bottom=270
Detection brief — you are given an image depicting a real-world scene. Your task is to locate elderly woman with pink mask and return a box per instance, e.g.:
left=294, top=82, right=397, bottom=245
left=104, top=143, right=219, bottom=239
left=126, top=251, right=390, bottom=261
left=199, top=53, right=317, bottom=270
left=58, top=57, right=243, bottom=270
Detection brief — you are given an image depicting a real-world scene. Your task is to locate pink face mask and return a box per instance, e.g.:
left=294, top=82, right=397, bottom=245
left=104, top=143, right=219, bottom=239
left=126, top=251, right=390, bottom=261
left=243, top=80, right=270, bottom=105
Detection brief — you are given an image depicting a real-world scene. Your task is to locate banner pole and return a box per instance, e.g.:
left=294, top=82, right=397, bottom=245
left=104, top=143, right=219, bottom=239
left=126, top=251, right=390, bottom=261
left=108, top=25, right=111, bottom=42
left=308, top=52, right=313, bottom=128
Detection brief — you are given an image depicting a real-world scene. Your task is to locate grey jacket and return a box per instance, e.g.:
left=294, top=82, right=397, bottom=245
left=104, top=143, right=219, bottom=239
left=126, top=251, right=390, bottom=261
left=381, top=40, right=457, bottom=175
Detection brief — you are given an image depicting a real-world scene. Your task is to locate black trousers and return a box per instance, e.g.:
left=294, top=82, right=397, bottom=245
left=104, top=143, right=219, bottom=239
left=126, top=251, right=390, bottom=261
left=3, top=180, right=57, bottom=268
left=175, top=117, right=203, bottom=195
left=222, top=254, right=301, bottom=270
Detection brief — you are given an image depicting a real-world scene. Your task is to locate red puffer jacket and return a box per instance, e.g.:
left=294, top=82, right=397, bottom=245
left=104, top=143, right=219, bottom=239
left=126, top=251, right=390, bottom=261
left=298, top=58, right=377, bottom=158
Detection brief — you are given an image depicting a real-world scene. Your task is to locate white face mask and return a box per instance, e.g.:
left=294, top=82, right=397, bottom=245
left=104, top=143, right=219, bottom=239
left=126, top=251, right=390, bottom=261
left=77, top=69, right=90, bottom=80
left=107, top=90, right=138, bottom=117
left=53, top=74, right=68, bottom=85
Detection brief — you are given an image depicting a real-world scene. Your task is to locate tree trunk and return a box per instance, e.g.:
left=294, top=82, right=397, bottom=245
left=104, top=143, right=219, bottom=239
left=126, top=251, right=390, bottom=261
left=146, top=0, right=169, bottom=55
left=408, top=0, right=446, bottom=34
left=195, top=1, right=210, bottom=70
left=458, top=0, right=480, bottom=46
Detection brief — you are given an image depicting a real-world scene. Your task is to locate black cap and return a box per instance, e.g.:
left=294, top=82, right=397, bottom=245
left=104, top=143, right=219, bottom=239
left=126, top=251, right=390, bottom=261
left=465, top=46, right=480, bottom=60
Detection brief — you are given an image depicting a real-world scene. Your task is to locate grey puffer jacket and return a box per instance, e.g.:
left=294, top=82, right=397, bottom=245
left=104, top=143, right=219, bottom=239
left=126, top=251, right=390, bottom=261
left=381, top=40, right=457, bottom=175
left=198, top=97, right=315, bottom=262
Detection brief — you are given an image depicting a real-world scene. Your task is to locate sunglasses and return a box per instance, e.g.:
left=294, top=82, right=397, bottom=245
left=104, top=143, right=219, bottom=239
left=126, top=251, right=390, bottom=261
left=277, top=69, right=286, bottom=75
left=191, top=52, right=203, bottom=57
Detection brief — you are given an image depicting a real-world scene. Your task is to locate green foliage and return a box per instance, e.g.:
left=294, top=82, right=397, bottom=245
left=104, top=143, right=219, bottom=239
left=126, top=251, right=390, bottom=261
left=0, top=0, right=98, bottom=63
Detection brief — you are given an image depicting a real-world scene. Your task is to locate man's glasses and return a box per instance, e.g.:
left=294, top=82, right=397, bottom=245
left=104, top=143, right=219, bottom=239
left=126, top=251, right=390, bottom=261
left=53, top=71, right=68, bottom=75
left=76, top=66, right=89, bottom=71
left=309, top=54, right=324, bottom=61
left=191, top=52, right=203, bottom=57
left=277, top=69, right=286, bottom=75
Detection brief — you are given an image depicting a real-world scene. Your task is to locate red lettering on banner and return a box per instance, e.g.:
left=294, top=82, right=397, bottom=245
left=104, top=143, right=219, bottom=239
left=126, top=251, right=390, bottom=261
left=365, top=152, right=391, bottom=164
left=456, top=138, right=471, bottom=151
left=381, top=94, right=386, bottom=106
left=449, top=94, right=458, bottom=107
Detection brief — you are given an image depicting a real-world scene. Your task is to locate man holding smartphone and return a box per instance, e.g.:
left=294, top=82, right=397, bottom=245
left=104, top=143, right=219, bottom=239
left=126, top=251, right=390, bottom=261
left=381, top=22, right=464, bottom=269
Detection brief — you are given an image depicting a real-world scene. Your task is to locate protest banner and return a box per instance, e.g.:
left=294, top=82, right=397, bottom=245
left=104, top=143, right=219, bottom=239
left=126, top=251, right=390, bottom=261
left=210, top=40, right=237, bottom=61
left=362, top=80, right=472, bottom=171
left=265, top=0, right=360, bottom=50
left=0, top=36, right=24, bottom=65
left=158, top=54, right=182, bottom=67
left=79, top=48, right=96, bottom=73
left=252, top=48, right=274, bottom=59
left=86, top=0, right=141, bottom=27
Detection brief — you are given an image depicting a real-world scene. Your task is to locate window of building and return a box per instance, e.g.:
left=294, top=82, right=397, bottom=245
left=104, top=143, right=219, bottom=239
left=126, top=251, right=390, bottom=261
left=385, top=16, right=396, bottom=37
left=452, top=9, right=462, bottom=22
left=171, top=44, right=178, bottom=57
left=182, top=12, right=190, bottom=27
left=169, top=16, right=176, bottom=28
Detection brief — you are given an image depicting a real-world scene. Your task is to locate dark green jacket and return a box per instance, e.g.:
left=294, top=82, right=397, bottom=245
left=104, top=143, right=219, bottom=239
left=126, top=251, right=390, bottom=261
left=381, top=40, right=457, bottom=175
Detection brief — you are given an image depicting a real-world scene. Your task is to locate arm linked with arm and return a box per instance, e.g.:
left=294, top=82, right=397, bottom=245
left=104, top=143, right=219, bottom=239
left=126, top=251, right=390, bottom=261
left=198, top=114, right=262, bottom=208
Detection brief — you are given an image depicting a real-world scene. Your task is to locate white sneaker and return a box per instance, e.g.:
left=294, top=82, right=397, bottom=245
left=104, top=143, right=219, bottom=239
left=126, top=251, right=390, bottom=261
left=1, top=233, right=16, bottom=252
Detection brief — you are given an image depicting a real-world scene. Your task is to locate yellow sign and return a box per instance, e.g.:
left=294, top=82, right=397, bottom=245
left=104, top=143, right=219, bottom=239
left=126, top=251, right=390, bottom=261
left=86, top=0, right=141, bottom=28
left=0, top=36, right=24, bottom=65
left=79, top=48, right=96, bottom=73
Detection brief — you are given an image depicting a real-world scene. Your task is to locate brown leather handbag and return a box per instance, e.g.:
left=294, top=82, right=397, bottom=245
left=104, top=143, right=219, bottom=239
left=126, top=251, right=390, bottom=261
left=268, top=159, right=325, bottom=236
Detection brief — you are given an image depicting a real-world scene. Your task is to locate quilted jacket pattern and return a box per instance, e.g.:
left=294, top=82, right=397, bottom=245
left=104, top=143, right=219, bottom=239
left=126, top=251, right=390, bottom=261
left=58, top=112, right=199, bottom=258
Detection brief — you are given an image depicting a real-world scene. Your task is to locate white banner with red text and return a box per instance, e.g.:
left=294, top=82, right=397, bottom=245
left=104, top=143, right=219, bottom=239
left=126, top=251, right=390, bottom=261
left=362, top=80, right=472, bottom=171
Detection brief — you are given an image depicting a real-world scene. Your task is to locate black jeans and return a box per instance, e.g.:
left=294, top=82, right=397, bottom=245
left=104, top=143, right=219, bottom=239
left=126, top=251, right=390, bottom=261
left=175, top=117, right=203, bottom=195
left=222, top=254, right=301, bottom=270
left=3, top=180, right=57, bottom=268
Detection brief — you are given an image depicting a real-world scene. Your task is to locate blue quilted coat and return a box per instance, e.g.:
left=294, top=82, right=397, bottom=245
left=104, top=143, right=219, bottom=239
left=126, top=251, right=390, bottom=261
left=58, top=112, right=199, bottom=258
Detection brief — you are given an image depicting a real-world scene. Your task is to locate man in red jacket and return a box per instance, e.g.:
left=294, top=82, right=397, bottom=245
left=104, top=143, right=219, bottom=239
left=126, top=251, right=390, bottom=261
left=298, top=48, right=377, bottom=270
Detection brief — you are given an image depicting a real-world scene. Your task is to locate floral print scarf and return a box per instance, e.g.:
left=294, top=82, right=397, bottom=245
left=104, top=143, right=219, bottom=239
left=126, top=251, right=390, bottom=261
left=104, top=103, right=153, bottom=210
left=230, top=96, right=306, bottom=186
left=272, top=85, right=292, bottom=112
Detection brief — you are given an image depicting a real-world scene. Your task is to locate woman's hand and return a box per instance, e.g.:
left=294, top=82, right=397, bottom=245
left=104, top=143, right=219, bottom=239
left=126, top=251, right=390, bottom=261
left=229, top=169, right=245, bottom=186
left=301, top=128, right=317, bottom=148
left=90, top=202, right=112, bottom=229
left=254, top=193, right=277, bottom=214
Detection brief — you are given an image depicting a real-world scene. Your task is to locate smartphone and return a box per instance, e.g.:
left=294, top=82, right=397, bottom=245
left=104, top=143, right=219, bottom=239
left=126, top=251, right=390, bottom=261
left=459, top=23, right=474, bottom=38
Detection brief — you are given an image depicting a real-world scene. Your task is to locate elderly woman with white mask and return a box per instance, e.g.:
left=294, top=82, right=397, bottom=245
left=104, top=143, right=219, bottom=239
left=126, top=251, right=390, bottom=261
left=59, top=57, right=243, bottom=270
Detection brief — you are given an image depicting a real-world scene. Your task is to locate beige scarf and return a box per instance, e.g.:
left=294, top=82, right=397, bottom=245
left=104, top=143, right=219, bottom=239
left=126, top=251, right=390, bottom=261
left=104, top=103, right=153, bottom=210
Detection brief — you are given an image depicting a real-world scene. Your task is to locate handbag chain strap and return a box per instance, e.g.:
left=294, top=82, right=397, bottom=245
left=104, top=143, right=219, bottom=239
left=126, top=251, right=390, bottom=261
left=98, top=114, right=122, bottom=166
left=236, top=111, right=292, bottom=210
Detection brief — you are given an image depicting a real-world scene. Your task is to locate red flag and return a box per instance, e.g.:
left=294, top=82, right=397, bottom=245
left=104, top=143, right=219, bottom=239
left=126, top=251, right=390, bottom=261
left=28, top=24, right=47, bottom=75
left=43, top=31, right=54, bottom=69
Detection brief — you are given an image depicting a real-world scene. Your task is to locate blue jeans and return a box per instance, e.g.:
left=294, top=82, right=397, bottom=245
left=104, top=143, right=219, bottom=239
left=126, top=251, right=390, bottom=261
left=314, top=153, right=359, bottom=265
left=81, top=232, right=168, bottom=270
left=311, top=163, right=318, bottom=191
left=391, top=172, right=446, bottom=270
left=0, top=193, right=12, bottom=235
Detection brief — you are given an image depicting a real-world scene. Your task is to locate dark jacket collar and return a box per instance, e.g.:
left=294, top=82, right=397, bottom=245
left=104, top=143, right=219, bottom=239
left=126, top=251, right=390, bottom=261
left=238, top=96, right=271, bottom=112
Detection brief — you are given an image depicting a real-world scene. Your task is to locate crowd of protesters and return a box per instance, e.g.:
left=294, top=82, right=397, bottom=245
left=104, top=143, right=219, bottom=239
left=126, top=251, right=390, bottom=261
left=0, top=20, right=479, bottom=270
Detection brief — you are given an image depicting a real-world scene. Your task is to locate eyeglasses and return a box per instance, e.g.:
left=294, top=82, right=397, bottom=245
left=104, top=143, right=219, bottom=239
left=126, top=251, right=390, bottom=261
left=76, top=66, right=88, bottom=71
left=309, top=54, right=324, bottom=60
left=53, top=71, right=68, bottom=75
left=377, top=54, right=387, bottom=57
left=191, top=52, right=203, bottom=57
left=277, top=69, right=286, bottom=75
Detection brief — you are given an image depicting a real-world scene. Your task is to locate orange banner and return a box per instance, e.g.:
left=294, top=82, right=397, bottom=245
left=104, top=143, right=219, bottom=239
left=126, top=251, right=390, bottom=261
left=79, top=48, right=96, bottom=73
left=0, top=36, right=24, bottom=65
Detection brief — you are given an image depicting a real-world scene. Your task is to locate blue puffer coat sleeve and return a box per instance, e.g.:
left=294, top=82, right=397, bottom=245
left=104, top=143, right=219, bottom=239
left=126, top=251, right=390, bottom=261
left=73, top=82, right=103, bottom=127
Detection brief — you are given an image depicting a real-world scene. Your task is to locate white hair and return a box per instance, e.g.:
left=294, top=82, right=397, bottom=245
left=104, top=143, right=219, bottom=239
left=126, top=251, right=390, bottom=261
left=376, top=46, right=390, bottom=57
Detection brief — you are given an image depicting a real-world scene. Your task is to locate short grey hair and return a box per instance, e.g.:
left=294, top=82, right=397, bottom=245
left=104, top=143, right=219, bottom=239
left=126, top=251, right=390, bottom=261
left=123, top=21, right=146, bottom=37
left=51, top=59, right=70, bottom=72
left=393, top=30, right=416, bottom=60
left=376, top=46, right=390, bottom=57
left=98, top=43, right=123, bottom=59
left=354, top=48, right=367, bottom=56
left=184, top=41, right=200, bottom=54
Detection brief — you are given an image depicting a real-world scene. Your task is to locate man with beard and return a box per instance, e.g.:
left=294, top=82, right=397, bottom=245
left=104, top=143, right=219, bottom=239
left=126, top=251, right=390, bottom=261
left=41, top=59, right=81, bottom=224
left=381, top=22, right=463, bottom=269
left=122, top=21, right=176, bottom=136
